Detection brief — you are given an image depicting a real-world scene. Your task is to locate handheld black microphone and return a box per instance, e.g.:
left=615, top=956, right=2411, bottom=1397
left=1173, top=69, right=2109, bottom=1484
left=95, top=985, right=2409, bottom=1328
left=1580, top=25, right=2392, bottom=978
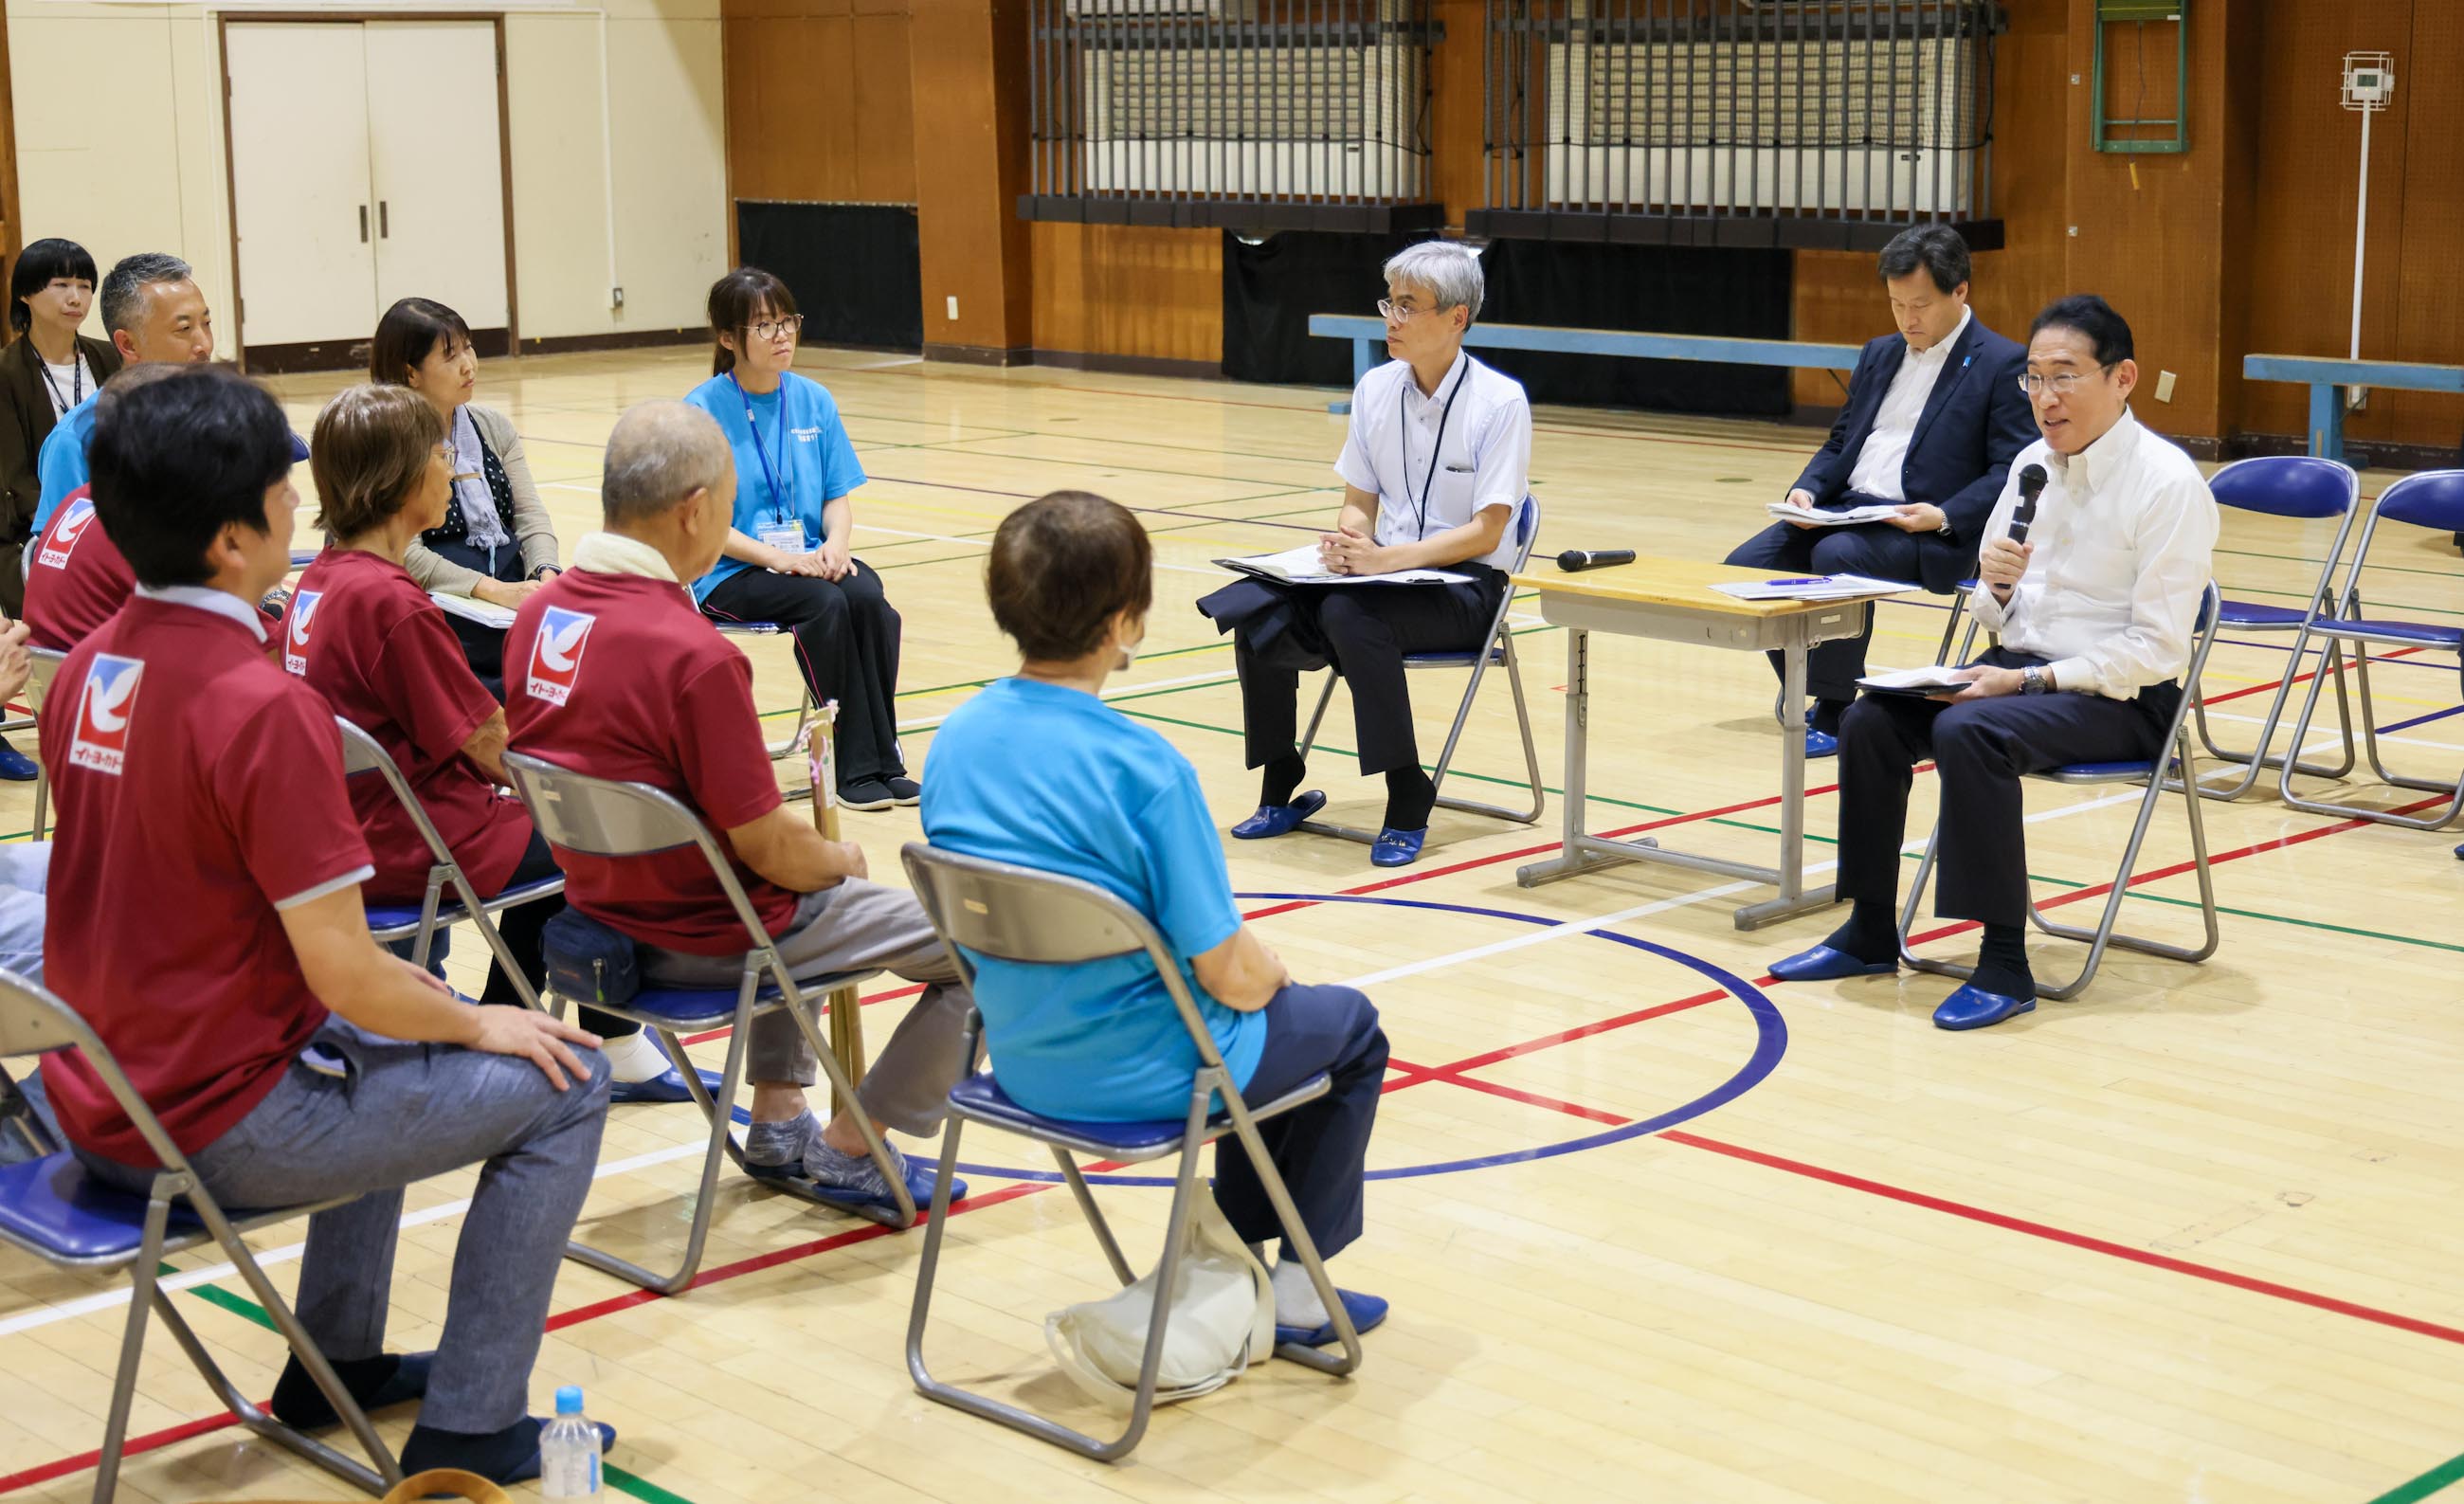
left=2008, top=463, right=2049, bottom=546
left=1556, top=548, right=1637, bottom=572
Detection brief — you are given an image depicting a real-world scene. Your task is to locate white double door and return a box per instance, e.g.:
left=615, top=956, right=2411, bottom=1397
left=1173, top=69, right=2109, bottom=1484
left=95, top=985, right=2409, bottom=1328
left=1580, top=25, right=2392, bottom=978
left=226, top=21, right=511, bottom=351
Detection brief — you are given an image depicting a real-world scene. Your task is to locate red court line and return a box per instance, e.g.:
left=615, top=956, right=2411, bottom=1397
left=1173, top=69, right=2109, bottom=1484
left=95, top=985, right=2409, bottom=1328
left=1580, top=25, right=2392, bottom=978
left=0, top=1411, right=237, bottom=1494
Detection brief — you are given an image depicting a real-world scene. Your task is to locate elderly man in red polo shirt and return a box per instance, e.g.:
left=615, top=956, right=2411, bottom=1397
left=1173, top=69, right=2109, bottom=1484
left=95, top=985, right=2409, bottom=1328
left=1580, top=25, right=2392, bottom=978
left=504, top=400, right=969, bottom=1214
left=40, top=365, right=614, bottom=1484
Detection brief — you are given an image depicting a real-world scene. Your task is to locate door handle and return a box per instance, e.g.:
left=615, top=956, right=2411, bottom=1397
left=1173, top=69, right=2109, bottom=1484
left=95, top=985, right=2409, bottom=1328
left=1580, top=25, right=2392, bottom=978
left=359, top=205, right=369, bottom=244
left=379, top=201, right=390, bottom=239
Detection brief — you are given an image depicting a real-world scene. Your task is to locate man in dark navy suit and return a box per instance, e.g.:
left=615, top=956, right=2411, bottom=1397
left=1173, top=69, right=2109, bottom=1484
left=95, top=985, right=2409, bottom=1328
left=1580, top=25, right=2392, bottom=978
left=1726, top=225, right=2034, bottom=755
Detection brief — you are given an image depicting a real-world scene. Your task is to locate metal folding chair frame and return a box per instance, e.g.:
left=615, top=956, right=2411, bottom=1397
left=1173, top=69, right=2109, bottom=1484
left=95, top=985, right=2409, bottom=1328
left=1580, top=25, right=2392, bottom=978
left=899, top=843, right=1363, bottom=1463
left=715, top=622, right=819, bottom=766
left=2275, top=470, right=2464, bottom=830
left=25, top=646, right=64, bottom=840
left=0, top=970, right=399, bottom=1501
left=2184, top=457, right=2362, bottom=802
left=1295, top=497, right=1545, bottom=846
left=500, top=752, right=909, bottom=1296
left=1899, top=584, right=2223, bottom=1003
left=334, top=718, right=564, bottom=1006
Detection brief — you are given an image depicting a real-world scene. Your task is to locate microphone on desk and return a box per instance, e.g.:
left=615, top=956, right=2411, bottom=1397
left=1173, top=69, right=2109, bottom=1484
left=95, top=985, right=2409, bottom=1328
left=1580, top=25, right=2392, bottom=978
left=2007, top=463, right=2049, bottom=546
left=1556, top=549, right=1638, bottom=572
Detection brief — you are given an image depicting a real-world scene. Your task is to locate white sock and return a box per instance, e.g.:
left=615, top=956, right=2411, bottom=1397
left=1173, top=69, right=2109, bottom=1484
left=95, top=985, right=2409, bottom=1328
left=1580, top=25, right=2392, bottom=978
left=1270, top=1259, right=1330, bottom=1331
left=601, top=1029, right=671, bottom=1085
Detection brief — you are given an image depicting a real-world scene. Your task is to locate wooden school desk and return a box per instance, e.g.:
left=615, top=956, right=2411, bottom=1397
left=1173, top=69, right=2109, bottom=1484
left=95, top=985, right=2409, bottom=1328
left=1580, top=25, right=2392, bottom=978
left=1507, top=554, right=1905, bottom=929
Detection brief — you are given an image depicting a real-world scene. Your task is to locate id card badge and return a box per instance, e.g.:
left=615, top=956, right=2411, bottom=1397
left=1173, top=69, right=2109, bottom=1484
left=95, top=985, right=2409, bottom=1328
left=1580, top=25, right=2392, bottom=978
left=757, top=521, right=804, bottom=556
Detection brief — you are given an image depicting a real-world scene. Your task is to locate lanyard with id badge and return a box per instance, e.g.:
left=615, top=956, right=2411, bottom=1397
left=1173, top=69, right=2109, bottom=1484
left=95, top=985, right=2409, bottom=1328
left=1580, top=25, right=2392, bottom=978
left=733, top=373, right=806, bottom=557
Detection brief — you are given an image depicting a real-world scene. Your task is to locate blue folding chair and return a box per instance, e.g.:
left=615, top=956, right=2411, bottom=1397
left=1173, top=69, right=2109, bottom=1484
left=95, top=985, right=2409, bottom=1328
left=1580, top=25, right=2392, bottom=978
left=899, top=843, right=1363, bottom=1463
left=334, top=717, right=564, bottom=1006
left=0, top=969, right=400, bottom=1501
left=2276, top=470, right=2464, bottom=829
left=24, top=645, right=65, bottom=840
left=1296, top=495, right=1544, bottom=846
left=1899, top=583, right=2223, bottom=1002
left=2184, top=456, right=2361, bottom=802
left=501, top=751, right=906, bottom=1296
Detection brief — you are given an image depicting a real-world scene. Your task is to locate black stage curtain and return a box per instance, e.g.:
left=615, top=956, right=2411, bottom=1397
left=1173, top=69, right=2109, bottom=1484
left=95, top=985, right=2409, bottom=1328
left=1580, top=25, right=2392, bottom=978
left=735, top=202, right=923, bottom=352
left=1221, top=231, right=1793, bottom=418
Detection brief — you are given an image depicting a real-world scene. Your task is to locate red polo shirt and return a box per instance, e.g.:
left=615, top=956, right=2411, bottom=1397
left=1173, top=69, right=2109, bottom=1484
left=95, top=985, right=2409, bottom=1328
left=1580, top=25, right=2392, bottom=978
left=38, top=589, right=374, bottom=1164
left=22, top=488, right=135, bottom=652
left=282, top=547, right=532, bottom=901
left=504, top=568, right=794, bottom=954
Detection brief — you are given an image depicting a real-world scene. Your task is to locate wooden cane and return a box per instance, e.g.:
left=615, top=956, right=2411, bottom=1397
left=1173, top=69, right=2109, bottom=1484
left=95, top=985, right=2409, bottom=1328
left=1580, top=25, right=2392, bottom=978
left=806, top=699, right=867, bottom=1116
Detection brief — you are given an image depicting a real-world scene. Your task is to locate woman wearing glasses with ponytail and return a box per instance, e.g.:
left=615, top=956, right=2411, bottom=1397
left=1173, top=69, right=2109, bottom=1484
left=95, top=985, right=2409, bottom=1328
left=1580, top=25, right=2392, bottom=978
left=683, top=268, right=915, bottom=810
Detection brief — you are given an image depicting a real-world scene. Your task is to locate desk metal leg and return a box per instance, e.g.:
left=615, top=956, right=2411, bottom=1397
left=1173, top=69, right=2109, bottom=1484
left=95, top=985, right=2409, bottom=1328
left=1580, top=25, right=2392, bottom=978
left=1731, top=620, right=1839, bottom=930
left=1518, top=626, right=1653, bottom=886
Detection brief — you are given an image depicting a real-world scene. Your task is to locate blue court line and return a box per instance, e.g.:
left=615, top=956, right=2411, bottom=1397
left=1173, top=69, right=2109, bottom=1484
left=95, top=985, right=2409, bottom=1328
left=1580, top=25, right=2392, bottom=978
left=2377, top=704, right=2464, bottom=735
left=944, top=893, right=1788, bottom=1187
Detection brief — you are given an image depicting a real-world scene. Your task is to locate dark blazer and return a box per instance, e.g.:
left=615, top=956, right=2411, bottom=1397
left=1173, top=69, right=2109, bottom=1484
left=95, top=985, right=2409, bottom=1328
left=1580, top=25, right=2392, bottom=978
left=0, top=333, right=121, bottom=611
left=1793, top=317, right=2034, bottom=593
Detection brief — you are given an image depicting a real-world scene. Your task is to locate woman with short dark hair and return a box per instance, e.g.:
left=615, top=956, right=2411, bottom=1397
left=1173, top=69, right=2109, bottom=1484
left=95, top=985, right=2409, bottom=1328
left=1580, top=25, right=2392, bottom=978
left=286, top=384, right=699, bottom=1102
left=922, top=489, right=1392, bottom=1349
left=0, top=237, right=119, bottom=776
left=370, top=297, right=560, bottom=695
left=683, top=267, right=915, bottom=809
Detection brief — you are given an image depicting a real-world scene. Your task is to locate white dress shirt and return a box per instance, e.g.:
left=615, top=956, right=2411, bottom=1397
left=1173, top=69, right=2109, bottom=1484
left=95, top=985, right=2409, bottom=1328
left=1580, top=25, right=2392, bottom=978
left=1334, top=351, right=1531, bottom=571
left=1845, top=306, right=1971, bottom=500
left=1966, top=408, right=2217, bottom=699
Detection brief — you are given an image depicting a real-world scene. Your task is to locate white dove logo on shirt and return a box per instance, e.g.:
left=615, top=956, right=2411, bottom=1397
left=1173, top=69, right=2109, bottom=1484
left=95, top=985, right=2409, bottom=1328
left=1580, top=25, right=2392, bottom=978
left=68, top=654, right=143, bottom=774
left=282, top=590, right=322, bottom=675
left=525, top=607, right=596, bottom=707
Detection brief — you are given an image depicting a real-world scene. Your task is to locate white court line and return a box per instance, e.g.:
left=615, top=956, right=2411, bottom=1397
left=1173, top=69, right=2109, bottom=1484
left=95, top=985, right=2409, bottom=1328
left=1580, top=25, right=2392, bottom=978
left=893, top=667, right=1238, bottom=734
left=2200, top=707, right=2464, bottom=754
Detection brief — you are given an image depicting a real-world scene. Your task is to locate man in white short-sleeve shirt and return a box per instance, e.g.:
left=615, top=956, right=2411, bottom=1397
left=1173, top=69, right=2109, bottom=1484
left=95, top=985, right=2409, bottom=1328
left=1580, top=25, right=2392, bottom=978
left=1198, top=241, right=1531, bottom=869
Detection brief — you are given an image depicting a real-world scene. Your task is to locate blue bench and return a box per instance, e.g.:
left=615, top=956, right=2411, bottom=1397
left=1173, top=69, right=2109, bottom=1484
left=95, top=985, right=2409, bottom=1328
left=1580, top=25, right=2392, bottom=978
left=2241, top=353, right=2464, bottom=465
left=1307, top=314, right=1861, bottom=414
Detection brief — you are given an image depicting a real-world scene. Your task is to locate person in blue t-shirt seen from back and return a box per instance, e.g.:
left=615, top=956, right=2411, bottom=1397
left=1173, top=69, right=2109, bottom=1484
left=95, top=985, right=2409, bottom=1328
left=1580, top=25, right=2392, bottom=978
left=922, top=488, right=1391, bottom=1349
left=682, top=267, right=915, bottom=813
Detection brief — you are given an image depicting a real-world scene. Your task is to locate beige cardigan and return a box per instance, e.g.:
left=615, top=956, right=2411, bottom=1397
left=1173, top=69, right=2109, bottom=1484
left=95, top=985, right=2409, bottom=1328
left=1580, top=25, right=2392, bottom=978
left=402, top=403, right=561, bottom=594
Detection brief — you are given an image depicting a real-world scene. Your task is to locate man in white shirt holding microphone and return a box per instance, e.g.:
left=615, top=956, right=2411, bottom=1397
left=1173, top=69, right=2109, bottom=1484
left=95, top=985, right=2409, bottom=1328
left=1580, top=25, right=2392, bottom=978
left=1766, top=295, right=2218, bottom=1031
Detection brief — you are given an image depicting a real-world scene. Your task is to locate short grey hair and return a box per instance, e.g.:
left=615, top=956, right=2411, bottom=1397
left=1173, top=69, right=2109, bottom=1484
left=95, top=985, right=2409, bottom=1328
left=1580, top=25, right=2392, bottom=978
left=100, top=253, right=194, bottom=336
left=1383, top=241, right=1484, bottom=325
left=603, top=400, right=733, bottom=525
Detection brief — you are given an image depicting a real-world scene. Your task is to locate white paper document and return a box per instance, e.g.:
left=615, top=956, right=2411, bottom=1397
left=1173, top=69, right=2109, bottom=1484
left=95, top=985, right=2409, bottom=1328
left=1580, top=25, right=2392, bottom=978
left=1710, top=573, right=1923, bottom=603
left=429, top=590, right=518, bottom=628
left=1214, top=543, right=1471, bottom=588
left=1765, top=499, right=1906, bottom=527
left=1856, top=665, right=1975, bottom=695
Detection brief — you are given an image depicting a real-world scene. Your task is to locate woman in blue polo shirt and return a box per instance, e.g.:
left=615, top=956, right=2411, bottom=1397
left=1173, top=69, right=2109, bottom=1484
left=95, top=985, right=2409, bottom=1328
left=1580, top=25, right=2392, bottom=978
left=922, top=488, right=1391, bottom=1350
left=682, top=268, right=912, bottom=809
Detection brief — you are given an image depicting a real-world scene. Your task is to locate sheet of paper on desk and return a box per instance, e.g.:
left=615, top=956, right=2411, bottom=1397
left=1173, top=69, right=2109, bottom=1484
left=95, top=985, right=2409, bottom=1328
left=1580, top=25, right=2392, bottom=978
left=1857, top=666, right=1974, bottom=695
left=1710, top=573, right=1923, bottom=603
left=1765, top=500, right=1905, bottom=527
left=429, top=590, right=518, bottom=628
left=1214, top=542, right=1471, bottom=587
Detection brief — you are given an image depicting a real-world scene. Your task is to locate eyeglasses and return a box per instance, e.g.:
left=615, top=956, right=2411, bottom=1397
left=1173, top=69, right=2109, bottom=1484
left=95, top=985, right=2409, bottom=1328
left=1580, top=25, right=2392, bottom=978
left=2016, top=365, right=2114, bottom=399
left=1377, top=299, right=1426, bottom=324
left=750, top=315, right=804, bottom=342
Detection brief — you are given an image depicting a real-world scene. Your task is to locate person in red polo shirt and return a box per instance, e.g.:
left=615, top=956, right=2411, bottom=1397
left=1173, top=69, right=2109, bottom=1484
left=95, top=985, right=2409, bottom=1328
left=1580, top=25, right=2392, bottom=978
left=40, top=365, right=615, bottom=1484
left=506, top=400, right=969, bottom=1214
left=286, top=383, right=708, bottom=1103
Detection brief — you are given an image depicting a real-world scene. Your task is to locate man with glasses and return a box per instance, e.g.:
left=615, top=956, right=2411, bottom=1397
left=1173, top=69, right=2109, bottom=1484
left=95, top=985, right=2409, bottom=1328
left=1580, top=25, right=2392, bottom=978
left=1766, top=295, right=2217, bottom=1031
left=1198, top=240, right=1530, bottom=868
left=1725, top=225, right=2034, bottom=756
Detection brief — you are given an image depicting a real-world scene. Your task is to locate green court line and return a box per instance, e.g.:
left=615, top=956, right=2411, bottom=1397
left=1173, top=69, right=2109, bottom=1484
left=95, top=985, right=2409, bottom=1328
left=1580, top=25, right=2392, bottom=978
left=607, top=1461, right=701, bottom=1504
left=2366, top=1451, right=2464, bottom=1504
left=867, top=499, right=1336, bottom=574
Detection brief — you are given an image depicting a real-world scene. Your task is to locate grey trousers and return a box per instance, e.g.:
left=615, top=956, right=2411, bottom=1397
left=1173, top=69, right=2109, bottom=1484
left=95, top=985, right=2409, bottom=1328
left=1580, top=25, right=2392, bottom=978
left=641, top=879, right=971, bottom=1138
left=76, top=1017, right=610, bottom=1435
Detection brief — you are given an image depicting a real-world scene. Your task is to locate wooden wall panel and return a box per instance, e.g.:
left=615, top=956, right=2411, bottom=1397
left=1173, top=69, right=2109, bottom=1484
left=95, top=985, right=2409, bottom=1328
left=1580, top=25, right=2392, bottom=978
left=2383, top=2, right=2464, bottom=450
left=911, top=0, right=1031, bottom=355
left=1428, top=0, right=1484, bottom=227
left=1029, top=223, right=1222, bottom=363
left=850, top=12, right=916, bottom=203
left=721, top=0, right=914, bottom=206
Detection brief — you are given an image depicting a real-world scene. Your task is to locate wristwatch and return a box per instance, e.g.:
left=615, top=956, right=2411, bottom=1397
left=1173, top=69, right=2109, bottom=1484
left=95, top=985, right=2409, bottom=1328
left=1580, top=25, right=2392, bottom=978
left=2020, top=665, right=2048, bottom=696
left=529, top=564, right=561, bottom=582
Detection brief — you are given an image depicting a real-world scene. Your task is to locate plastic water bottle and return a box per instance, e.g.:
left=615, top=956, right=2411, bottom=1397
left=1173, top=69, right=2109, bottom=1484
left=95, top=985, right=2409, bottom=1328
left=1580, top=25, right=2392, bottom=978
left=539, top=1386, right=604, bottom=1501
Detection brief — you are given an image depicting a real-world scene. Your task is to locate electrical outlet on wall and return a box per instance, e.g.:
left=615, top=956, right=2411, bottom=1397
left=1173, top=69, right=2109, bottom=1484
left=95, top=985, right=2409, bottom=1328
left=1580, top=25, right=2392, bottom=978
left=2154, top=370, right=2177, bottom=403
left=946, top=296, right=960, bottom=320
left=611, top=286, right=625, bottom=310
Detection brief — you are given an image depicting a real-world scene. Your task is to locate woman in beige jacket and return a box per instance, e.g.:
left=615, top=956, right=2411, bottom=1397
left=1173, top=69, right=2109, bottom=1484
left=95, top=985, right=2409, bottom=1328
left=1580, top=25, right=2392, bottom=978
left=370, top=296, right=561, bottom=696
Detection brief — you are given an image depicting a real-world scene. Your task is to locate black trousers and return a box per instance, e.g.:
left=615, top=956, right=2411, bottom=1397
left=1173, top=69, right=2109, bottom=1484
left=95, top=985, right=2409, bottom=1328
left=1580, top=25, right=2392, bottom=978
left=428, top=537, right=526, bottom=700
left=702, top=562, right=905, bottom=786
left=1724, top=510, right=1928, bottom=702
left=1836, top=647, right=2181, bottom=930
left=1213, top=983, right=1387, bottom=1262
left=1235, top=573, right=1505, bottom=776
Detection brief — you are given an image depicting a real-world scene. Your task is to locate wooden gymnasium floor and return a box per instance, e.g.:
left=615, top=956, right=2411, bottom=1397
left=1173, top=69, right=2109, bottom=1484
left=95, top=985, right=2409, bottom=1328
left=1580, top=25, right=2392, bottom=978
left=3, top=345, right=2462, bottom=1504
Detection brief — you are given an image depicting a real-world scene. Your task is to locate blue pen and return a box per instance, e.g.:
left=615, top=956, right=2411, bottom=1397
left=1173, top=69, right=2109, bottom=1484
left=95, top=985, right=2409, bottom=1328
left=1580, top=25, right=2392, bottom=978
left=1764, top=577, right=1827, bottom=587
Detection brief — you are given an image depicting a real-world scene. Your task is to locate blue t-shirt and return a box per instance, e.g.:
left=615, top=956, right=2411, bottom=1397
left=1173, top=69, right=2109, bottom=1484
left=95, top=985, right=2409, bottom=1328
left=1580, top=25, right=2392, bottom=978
left=681, top=371, right=867, bottom=605
left=32, top=392, right=100, bottom=535
left=921, top=677, right=1269, bottom=1122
